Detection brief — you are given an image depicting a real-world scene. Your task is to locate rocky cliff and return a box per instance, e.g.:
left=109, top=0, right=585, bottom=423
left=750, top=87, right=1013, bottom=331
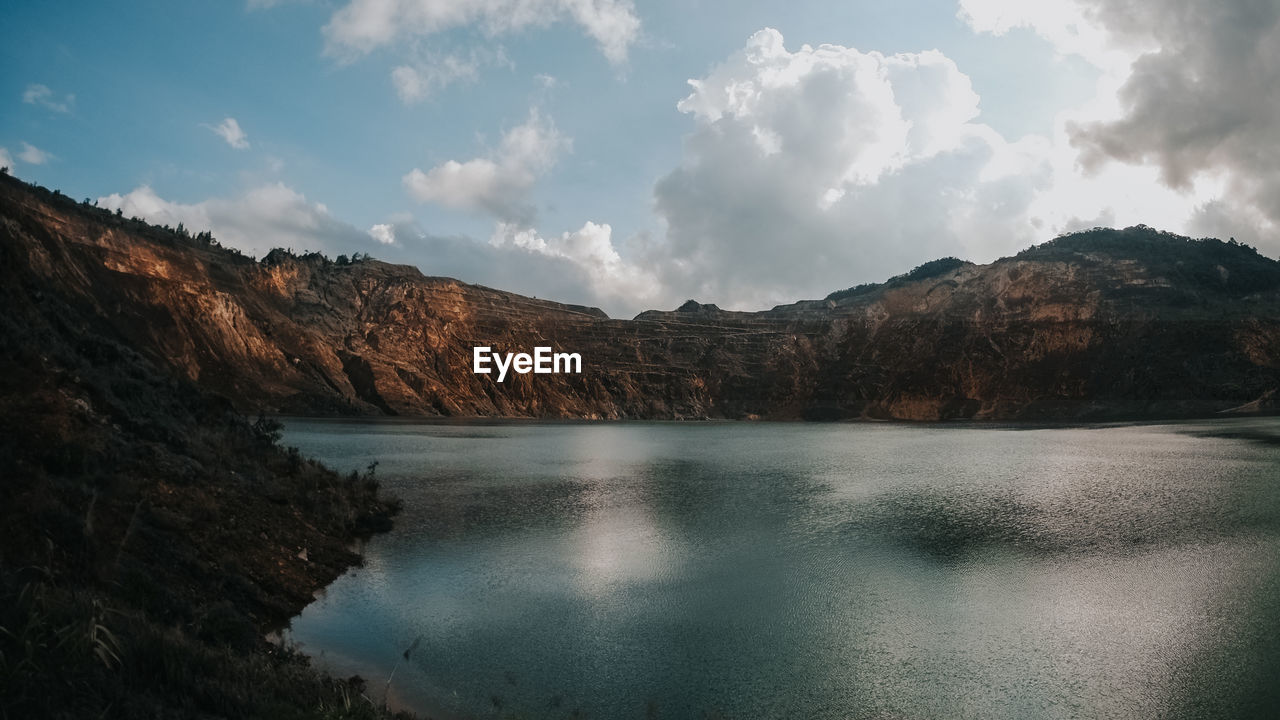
left=3, top=172, right=1279, bottom=421
left=0, top=170, right=402, bottom=717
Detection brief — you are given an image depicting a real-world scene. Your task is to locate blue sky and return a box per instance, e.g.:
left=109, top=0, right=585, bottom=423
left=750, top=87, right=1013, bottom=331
left=4, top=1, right=1277, bottom=316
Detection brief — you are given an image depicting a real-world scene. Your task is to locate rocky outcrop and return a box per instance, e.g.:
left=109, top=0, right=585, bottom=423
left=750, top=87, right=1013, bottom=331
left=0, top=175, right=402, bottom=719
left=4, top=173, right=1279, bottom=421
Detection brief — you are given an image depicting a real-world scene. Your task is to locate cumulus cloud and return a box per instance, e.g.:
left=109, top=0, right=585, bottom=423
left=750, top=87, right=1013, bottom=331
left=97, top=183, right=373, bottom=258
left=398, top=103, right=658, bottom=310
left=207, top=117, right=250, bottom=150
left=22, top=84, right=74, bottom=113
left=323, top=0, right=640, bottom=64
left=369, top=223, right=397, bottom=244
left=18, top=142, right=52, bottom=165
left=960, top=0, right=1280, bottom=251
left=643, top=16, right=1280, bottom=310
left=403, top=108, right=568, bottom=223
left=651, top=28, right=1051, bottom=308
left=490, top=220, right=660, bottom=306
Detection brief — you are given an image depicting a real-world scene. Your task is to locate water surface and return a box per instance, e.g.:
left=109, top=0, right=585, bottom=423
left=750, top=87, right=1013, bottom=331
left=283, top=419, right=1280, bottom=719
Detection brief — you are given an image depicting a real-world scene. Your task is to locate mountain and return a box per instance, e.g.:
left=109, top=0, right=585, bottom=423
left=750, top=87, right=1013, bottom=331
left=3, top=172, right=1279, bottom=422
left=0, top=170, right=400, bottom=717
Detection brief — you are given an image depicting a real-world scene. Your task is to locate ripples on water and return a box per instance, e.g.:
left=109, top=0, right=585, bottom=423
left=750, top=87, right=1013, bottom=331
left=283, top=419, right=1280, bottom=719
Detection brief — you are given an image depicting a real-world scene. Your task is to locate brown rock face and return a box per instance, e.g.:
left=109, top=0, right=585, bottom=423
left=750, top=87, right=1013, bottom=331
left=4, top=174, right=1279, bottom=421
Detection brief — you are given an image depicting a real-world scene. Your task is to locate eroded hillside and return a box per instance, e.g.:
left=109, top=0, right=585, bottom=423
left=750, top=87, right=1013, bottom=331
left=4, top=173, right=1278, bottom=421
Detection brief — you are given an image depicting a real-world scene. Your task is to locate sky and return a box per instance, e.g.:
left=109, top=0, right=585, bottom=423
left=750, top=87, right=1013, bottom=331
left=3, top=0, right=1278, bottom=318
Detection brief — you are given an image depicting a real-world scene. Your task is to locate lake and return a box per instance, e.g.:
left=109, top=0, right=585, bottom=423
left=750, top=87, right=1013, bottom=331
left=282, top=418, right=1280, bottom=719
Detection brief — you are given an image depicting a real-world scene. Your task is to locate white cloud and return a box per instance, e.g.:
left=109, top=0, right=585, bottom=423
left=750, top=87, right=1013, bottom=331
left=369, top=223, right=397, bottom=244
left=403, top=108, right=568, bottom=222
left=97, top=183, right=372, bottom=258
left=956, top=0, right=1147, bottom=72
left=324, top=0, right=639, bottom=64
left=0, top=147, right=13, bottom=170
left=18, top=142, right=51, bottom=165
left=392, top=62, right=468, bottom=103
left=490, top=220, right=660, bottom=306
left=359, top=223, right=639, bottom=314
left=390, top=47, right=508, bottom=103
left=207, top=117, right=250, bottom=150
left=651, top=28, right=1051, bottom=309
left=22, top=84, right=74, bottom=113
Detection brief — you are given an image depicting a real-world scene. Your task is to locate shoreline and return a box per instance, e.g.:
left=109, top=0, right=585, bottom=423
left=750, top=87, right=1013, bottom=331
left=271, top=411, right=1280, bottom=431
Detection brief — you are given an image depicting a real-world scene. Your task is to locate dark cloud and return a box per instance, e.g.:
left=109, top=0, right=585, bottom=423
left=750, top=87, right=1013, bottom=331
left=1068, top=0, right=1280, bottom=241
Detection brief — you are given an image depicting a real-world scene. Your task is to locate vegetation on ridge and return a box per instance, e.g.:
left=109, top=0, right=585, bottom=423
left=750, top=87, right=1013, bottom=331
left=1, top=172, right=405, bottom=718
left=1015, top=225, right=1280, bottom=295
left=826, top=256, right=970, bottom=302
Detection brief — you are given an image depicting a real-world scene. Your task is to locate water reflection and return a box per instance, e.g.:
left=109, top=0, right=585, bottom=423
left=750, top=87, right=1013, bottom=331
left=283, top=419, right=1280, bottom=719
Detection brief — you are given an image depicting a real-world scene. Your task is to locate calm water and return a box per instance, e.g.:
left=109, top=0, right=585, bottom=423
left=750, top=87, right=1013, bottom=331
left=282, top=419, right=1280, bottom=719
